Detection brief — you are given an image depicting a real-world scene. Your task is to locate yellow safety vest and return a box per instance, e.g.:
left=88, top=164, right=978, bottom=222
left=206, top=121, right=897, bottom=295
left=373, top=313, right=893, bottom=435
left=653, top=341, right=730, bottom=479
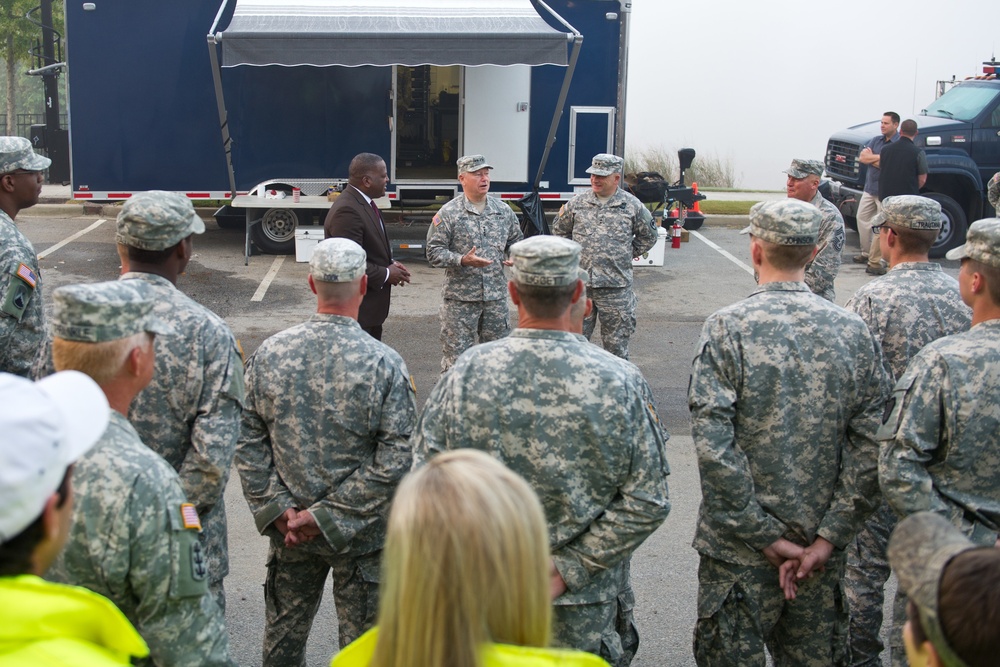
left=0, top=575, right=149, bottom=666
left=331, top=627, right=610, bottom=667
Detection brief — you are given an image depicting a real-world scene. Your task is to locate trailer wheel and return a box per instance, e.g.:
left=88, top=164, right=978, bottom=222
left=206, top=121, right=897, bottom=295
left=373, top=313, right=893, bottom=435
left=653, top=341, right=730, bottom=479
left=924, top=193, right=967, bottom=259
left=251, top=208, right=299, bottom=254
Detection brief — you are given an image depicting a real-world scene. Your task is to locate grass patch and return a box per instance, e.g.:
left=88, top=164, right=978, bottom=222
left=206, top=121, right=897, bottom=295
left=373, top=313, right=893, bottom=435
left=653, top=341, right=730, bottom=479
left=698, top=200, right=757, bottom=215
left=625, top=145, right=742, bottom=189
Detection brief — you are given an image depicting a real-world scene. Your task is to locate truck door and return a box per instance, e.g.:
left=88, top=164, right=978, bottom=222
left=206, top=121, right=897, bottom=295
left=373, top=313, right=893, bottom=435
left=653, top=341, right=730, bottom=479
left=972, top=97, right=1000, bottom=190
left=463, top=65, right=531, bottom=183
left=568, top=106, right=615, bottom=185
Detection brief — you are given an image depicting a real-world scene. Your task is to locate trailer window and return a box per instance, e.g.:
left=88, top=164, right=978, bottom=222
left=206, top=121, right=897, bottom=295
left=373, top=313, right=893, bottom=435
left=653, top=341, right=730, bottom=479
left=922, top=85, right=1000, bottom=122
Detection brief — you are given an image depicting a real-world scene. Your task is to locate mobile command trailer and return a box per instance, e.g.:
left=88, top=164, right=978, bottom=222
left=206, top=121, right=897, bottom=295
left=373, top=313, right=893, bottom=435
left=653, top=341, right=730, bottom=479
left=64, top=0, right=634, bottom=256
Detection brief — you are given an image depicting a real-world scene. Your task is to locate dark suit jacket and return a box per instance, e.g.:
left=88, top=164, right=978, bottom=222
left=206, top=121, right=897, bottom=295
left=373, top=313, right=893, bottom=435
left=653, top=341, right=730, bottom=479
left=323, top=185, right=393, bottom=329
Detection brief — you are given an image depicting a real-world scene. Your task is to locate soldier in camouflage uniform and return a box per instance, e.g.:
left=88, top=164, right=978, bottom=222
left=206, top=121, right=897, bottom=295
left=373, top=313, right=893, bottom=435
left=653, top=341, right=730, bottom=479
left=552, top=153, right=656, bottom=359
left=116, top=191, right=245, bottom=612
left=783, top=158, right=845, bottom=302
left=236, top=238, right=416, bottom=666
left=688, top=199, right=890, bottom=666
left=0, top=137, right=50, bottom=378
left=988, top=170, right=999, bottom=211
left=45, top=280, right=235, bottom=667
left=426, top=154, right=522, bottom=372
left=414, top=236, right=670, bottom=667
left=841, top=195, right=971, bottom=667
left=878, top=217, right=1000, bottom=667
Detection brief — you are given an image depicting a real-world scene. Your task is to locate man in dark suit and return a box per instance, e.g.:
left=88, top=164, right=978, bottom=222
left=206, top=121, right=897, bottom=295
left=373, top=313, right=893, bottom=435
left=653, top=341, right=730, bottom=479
left=324, top=153, right=410, bottom=340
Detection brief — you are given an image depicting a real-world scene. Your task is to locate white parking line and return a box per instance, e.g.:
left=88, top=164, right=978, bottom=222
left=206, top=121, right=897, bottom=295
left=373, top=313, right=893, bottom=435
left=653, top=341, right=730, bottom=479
left=689, top=229, right=755, bottom=276
left=251, top=256, right=285, bottom=302
left=37, top=219, right=107, bottom=259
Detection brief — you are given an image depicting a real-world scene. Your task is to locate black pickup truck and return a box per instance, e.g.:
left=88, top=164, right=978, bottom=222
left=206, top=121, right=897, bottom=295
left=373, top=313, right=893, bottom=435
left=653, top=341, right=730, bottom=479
left=824, top=62, right=1000, bottom=257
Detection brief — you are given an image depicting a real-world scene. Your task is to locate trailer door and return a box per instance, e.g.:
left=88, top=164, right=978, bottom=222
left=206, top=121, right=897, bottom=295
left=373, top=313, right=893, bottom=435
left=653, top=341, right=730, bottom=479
left=463, top=66, right=531, bottom=183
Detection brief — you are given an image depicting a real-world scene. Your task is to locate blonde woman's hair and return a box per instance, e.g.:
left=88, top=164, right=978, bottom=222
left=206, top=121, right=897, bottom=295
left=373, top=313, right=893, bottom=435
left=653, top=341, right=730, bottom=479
left=370, top=449, right=552, bottom=667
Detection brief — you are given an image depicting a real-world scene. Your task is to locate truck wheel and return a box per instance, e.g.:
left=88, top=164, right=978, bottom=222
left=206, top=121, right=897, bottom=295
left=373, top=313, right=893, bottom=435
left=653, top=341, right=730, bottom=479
left=251, top=208, right=299, bottom=254
left=924, top=193, right=967, bottom=259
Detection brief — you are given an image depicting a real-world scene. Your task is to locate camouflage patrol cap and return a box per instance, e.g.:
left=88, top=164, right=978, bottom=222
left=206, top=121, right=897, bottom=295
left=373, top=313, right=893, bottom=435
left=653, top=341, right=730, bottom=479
left=872, top=195, right=943, bottom=230
left=586, top=153, right=624, bottom=177
left=0, top=136, right=51, bottom=174
left=888, top=512, right=992, bottom=667
left=509, top=236, right=581, bottom=287
left=116, top=191, right=206, bottom=251
left=740, top=199, right=820, bottom=245
left=945, top=217, right=1000, bottom=267
left=310, top=237, right=366, bottom=283
left=782, top=158, right=823, bottom=179
left=457, top=155, right=493, bottom=174
left=988, top=171, right=999, bottom=210
left=52, top=280, right=171, bottom=343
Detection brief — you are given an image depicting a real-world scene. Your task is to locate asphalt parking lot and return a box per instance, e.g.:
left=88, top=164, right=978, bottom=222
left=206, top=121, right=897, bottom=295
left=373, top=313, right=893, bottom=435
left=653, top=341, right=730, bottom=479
left=18, top=206, right=958, bottom=666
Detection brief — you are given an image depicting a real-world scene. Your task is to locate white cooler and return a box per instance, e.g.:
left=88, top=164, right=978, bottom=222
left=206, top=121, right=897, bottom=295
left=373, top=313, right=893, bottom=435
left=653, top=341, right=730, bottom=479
left=294, top=227, right=325, bottom=262
left=633, top=227, right=668, bottom=267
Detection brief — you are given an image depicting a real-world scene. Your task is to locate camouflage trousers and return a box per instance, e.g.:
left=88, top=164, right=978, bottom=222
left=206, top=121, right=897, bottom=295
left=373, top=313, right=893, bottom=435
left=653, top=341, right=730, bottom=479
left=439, top=298, right=510, bottom=372
left=202, top=496, right=229, bottom=613
left=583, top=287, right=636, bottom=360
left=262, top=540, right=380, bottom=667
left=844, top=500, right=897, bottom=667
left=693, top=554, right=849, bottom=667
left=550, top=558, right=638, bottom=667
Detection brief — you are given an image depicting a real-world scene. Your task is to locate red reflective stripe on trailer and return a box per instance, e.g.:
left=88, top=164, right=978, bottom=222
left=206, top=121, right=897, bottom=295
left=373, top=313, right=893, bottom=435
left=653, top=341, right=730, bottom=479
left=73, top=193, right=94, bottom=199
left=185, top=193, right=212, bottom=199
left=493, top=192, right=570, bottom=200
left=108, top=193, right=131, bottom=199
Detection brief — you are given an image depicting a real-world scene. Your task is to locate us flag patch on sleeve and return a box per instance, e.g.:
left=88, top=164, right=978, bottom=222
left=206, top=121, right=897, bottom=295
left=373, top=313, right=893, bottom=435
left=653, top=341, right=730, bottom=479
left=15, top=263, right=36, bottom=288
left=180, top=503, right=202, bottom=530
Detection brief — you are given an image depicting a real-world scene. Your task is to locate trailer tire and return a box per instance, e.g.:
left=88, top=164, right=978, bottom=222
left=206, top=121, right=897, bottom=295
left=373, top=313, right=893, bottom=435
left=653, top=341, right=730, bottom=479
left=924, top=193, right=967, bottom=259
left=251, top=208, right=299, bottom=254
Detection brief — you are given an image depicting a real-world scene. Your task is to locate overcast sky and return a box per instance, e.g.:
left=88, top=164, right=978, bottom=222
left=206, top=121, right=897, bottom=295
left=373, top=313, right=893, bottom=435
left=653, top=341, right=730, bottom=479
left=623, top=0, right=1000, bottom=188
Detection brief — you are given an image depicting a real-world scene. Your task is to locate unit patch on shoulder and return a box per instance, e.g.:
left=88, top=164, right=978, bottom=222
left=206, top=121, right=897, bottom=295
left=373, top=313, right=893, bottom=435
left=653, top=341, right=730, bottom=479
left=190, top=540, right=208, bottom=581
left=15, top=263, right=37, bottom=288
left=180, top=503, right=202, bottom=531
left=432, top=213, right=441, bottom=226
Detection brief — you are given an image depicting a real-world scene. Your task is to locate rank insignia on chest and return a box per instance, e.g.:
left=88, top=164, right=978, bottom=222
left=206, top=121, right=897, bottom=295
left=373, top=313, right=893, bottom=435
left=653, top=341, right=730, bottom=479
left=180, top=503, right=202, bottom=530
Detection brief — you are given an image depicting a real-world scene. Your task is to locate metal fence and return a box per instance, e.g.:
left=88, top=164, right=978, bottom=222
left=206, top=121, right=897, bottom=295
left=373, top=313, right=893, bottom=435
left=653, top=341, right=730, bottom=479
left=0, top=113, right=68, bottom=143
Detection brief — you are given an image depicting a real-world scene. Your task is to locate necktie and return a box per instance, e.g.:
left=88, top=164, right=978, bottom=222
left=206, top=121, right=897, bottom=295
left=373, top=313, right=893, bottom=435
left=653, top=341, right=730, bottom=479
left=370, top=200, right=389, bottom=250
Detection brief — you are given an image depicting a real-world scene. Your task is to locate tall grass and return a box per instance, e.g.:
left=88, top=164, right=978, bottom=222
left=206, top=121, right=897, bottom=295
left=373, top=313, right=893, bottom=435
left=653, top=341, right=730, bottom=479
left=625, top=145, right=742, bottom=189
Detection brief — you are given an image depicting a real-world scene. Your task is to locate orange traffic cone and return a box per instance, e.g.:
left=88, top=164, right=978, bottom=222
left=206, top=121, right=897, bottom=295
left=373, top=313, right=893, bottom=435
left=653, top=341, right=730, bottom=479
left=691, top=182, right=702, bottom=214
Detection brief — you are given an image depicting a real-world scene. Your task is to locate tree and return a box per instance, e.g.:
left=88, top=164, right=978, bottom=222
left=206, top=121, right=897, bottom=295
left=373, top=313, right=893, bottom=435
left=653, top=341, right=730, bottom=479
left=0, top=0, right=64, bottom=136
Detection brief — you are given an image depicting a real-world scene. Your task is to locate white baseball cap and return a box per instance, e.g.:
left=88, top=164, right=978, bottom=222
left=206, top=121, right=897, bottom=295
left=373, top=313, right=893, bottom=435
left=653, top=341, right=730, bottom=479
left=0, top=371, right=110, bottom=541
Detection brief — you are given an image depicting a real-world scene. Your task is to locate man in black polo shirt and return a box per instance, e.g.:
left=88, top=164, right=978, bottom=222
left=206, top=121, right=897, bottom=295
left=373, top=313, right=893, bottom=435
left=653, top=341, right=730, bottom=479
left=879, top=119, right=928, bottom=200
